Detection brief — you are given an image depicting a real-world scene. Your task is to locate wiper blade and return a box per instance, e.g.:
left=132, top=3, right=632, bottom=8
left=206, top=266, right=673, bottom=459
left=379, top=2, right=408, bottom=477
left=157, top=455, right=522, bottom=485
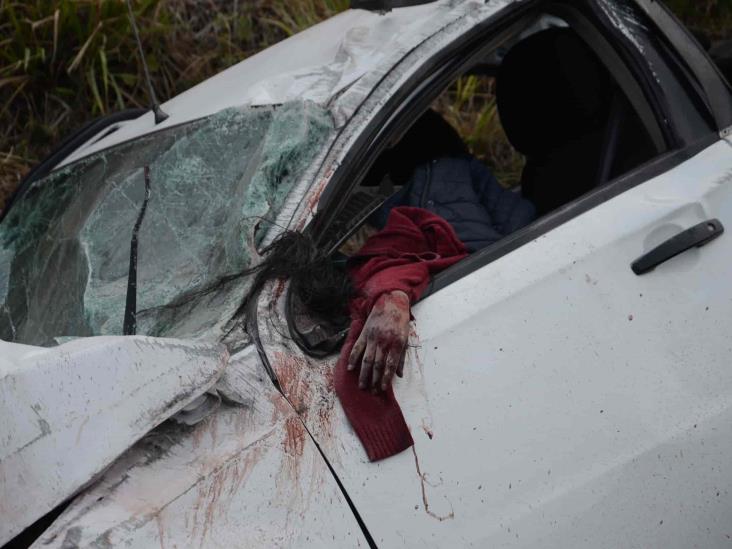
left=123, top=165, right=152, bottom=335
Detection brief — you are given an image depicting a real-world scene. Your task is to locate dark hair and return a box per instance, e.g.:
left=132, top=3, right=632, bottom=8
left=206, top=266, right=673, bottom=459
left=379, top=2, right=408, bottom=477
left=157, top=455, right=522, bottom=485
left=237, top=230, right=352, bottom=323
left=138, top=229, right=352, bottom=339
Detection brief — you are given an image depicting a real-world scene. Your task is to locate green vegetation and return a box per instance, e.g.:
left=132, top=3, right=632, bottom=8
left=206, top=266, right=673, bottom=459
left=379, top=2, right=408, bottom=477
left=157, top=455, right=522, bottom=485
left=0, top=0, right=348, bottom=209
left=665, top=0, right=732, bottom=41
left=0, top=0, right=726, bottom=210
left=434, top=76, right=525, bottom=187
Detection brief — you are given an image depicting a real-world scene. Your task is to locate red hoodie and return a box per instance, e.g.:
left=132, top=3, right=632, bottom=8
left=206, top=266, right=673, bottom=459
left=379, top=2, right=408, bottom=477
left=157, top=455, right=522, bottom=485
left=334, top=206, right=468, bottom=461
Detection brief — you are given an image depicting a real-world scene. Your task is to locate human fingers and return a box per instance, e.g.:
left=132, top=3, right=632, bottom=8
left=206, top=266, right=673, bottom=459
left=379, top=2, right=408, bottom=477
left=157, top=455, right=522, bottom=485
left=371, top=343, right=386, bottom=392
left=348, top=329, right=368, bottom=371
left=359, top=338, right=376, bottom=390
left=396, top=345, right=407, bottom=378
left=381, top=346, right=401, bottom=391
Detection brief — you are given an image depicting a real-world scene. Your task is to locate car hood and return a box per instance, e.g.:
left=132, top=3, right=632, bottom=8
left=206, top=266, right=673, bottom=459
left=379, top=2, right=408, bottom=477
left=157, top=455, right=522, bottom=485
left=0, top=336, right=228, bottom=545
left=4, top=340, right=367, bottom=548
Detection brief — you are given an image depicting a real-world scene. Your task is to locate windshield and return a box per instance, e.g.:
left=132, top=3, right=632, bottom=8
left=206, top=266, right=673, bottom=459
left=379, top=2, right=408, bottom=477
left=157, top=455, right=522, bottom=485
left=0, top=101, right=333, bottom=346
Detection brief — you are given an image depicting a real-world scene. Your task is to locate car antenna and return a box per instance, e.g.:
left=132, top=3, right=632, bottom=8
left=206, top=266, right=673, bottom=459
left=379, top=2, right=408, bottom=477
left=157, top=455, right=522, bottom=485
left=125, top=0, right=169, bottom=124
left=122, top=165, right=152, bottom=336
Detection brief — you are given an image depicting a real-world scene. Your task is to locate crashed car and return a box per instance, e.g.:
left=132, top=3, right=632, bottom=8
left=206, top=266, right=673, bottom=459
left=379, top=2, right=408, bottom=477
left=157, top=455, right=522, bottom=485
left=2, top=0, right=732, bottom=546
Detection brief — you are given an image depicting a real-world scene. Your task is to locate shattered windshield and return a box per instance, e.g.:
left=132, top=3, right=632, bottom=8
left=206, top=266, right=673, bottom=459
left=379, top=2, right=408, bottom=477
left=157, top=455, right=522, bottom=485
left=0, top=101, right=333, bottom=346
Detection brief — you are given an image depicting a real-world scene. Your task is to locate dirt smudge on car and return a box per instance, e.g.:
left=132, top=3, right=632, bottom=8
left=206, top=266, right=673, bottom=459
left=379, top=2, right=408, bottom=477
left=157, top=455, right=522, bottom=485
left=271, top=349, right=337, bottom=438
left=272, top=278, right=287, bottom=303
left=191, top=434, right=269, bottom=542
left=155, top=514, right=166, bottom=549
left=59, top=526, right=83, bottom=549
left=264, top=378, right=309, bottom=486
left=283, top=416, right=307, bottom=458
left=306, top=168, right=334, bottom=216
left=408, top=328, right=435, bottom=430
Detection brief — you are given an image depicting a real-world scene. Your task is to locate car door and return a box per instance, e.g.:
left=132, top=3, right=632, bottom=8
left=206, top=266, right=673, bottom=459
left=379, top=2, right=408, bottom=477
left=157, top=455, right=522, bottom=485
left=386, top=137, right=732, bottom=547
left=253, top=2, right=732, bottom=547
left=256, top=134, right=732, bottom=548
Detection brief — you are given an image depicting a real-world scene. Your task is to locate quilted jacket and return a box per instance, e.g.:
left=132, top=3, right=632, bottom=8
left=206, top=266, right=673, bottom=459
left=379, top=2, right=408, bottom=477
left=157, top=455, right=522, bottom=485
left=372, top=155, right=536, bottom=252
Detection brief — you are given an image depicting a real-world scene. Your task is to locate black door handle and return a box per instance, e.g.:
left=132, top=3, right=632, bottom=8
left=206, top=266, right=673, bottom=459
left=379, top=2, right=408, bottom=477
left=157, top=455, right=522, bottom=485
left=631, top=219, right=724, bottom=275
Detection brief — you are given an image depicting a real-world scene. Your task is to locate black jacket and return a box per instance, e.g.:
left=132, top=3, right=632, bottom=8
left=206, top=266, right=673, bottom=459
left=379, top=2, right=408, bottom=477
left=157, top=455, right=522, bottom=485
left=372, top=154, right=536, bottom=252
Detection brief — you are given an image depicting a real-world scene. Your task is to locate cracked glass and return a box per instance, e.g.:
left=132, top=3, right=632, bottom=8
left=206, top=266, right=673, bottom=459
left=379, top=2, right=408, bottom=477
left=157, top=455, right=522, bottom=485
left=0, top=101, right=333, bottom=346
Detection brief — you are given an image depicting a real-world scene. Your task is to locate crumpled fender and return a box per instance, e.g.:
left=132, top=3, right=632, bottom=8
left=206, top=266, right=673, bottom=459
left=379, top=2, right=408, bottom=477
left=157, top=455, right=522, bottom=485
left=29, top=345, right=366, bottom=549
left=0, top=335, right=228, bottom=545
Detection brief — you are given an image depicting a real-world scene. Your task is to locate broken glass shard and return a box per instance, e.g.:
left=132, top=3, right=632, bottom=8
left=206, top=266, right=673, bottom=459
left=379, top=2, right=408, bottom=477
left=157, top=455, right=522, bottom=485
left=0, top=101, right=333, bottom=346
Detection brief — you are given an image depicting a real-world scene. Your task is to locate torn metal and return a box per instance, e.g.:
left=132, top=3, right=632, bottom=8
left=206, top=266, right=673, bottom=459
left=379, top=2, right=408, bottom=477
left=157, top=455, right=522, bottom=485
left=0, top=335, right=228, bottom=545
left=32, top=346, right=365, bottom=548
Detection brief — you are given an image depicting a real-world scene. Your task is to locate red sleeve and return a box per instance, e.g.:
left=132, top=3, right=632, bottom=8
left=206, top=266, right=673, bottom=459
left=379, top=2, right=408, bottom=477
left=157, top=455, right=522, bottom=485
left=334, top=207, right=468, bottom=462
left=347, top=207, right=468, bottom=319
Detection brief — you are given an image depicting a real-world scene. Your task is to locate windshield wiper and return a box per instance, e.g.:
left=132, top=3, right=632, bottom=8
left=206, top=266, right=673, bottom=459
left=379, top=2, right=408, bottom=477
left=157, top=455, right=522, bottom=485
left=123, top=166, right=152, bottom=335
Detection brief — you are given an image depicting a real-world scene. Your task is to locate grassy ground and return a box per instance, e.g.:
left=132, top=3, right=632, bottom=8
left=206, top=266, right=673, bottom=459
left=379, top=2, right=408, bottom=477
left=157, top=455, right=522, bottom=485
left=433, top=76, right=525, bottom=188
left=1, top=0, right=728, bottom=211
left=0, top=0, right=348, bottom=210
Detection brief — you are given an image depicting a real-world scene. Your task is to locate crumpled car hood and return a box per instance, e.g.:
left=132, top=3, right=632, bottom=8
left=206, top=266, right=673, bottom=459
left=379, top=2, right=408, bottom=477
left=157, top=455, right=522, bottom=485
left=21, top=345, right=366, bottom=548
left=0, top=336, right=228, bottom=545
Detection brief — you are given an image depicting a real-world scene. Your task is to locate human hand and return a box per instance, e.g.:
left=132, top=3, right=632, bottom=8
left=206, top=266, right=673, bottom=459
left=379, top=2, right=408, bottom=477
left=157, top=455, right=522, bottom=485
left=348, top=290, right=411, bottom=392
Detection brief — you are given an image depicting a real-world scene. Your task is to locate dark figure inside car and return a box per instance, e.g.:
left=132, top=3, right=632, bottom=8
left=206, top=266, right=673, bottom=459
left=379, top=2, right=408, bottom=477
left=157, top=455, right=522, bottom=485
left=345, top=26, right=658, bottom=394
left=243, top=27, right=655, bottom=461
left=337, top=106, right=535, bottom=392
left=368, top=110, right=536, bottom=252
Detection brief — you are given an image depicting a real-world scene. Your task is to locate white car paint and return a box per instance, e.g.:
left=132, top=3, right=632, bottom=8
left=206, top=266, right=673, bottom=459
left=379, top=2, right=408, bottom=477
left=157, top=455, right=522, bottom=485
left=0, top=336, right=228, bottom=544
left=31, top=346, right=367, bottom=548
left=3, top=0, right=732, bottom=547
left=258, top=139, right=732, bottom=547
left=4, top=3, right=521, bottom=546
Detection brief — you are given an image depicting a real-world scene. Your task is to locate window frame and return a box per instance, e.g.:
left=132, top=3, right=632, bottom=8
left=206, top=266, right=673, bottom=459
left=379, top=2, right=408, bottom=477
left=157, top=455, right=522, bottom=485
left=579, top=0, right=717, bottom=145
left=309, top=0, right=724, bottom=302
left=427, top=132, right=718, bottom=295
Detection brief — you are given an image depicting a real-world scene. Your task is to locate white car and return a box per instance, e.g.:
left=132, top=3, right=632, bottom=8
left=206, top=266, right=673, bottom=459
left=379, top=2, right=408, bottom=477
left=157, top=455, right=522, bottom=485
left=2, top=0, right=732, bottom=547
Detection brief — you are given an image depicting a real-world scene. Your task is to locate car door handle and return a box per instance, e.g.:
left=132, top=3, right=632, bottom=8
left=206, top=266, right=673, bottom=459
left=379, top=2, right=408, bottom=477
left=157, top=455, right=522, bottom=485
left=631, top=219, right=724, bottom=275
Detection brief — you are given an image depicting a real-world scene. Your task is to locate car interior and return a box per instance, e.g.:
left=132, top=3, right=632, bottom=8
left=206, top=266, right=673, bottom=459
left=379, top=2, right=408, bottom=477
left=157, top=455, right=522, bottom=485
left=291, top=13, right=665, bottom=354
left=322, top=16, right=661, bottom=252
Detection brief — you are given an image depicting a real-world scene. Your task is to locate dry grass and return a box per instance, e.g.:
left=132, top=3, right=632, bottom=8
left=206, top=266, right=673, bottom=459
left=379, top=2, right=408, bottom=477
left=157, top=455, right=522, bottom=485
left=0, top=0, right=726, bottom=211
left=0, top=0, right=348, bottom=210
left=433, top=75, right=525, bottom=188
left=665, top=0, right=732, bottom=42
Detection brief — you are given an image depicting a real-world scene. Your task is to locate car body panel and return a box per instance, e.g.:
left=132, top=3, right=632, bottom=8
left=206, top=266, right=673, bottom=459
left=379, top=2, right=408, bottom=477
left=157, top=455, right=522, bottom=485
left=58, top=0, right=519, bottom=171
left=2, top=3, right=523, bottom=545
left=0, top=336, right=228, bottom=545
left=257, top=138, right=732, bottom=547
left=32, top=346, right=367, bottom=548
left=3, top=0, right=732, bottom=546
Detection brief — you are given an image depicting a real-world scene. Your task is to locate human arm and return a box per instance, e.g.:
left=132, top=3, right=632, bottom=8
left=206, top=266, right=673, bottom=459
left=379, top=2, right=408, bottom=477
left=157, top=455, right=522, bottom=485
left=343, top=207, right=468, bottom=393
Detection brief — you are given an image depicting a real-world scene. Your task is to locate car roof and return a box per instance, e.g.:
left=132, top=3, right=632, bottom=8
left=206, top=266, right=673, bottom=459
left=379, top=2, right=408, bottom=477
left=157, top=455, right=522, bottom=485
left=60, top=0, right=508, bottom=168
